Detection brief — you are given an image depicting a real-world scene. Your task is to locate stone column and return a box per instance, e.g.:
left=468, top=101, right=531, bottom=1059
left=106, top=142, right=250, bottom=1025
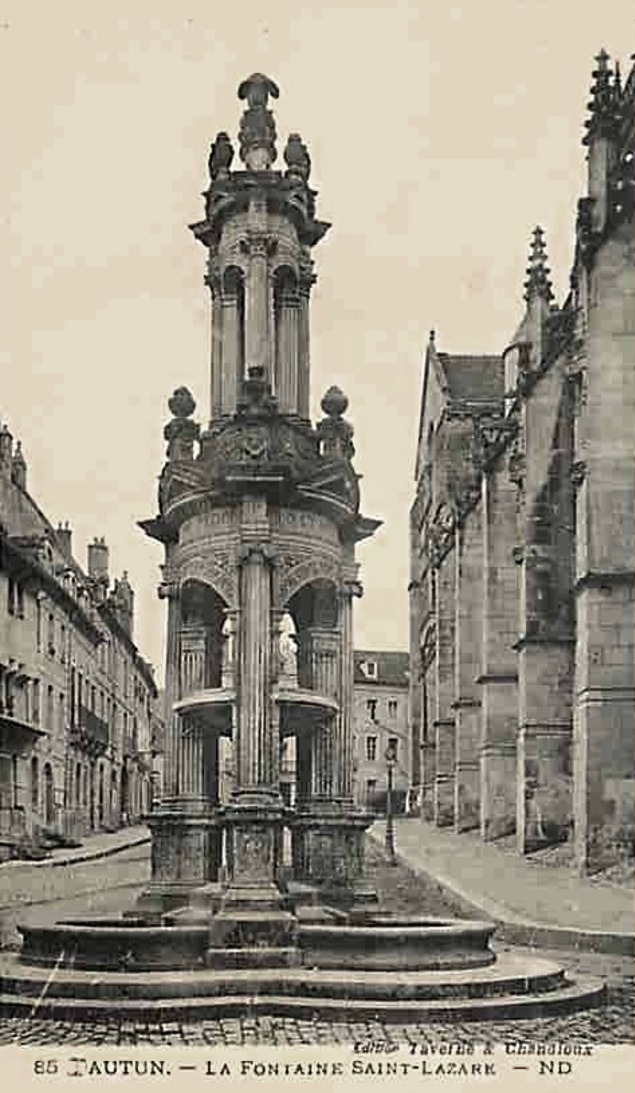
left=209, top=271, right=223, bottom=420
left=245, top=238, right=270, bottom=375
left=276, top=288, right=299, bottom=414
left=478, top=468, right=519, bottom=840
left=160, top=581, right=182, bottom=801
left=454, top=510, right=483, bottom=832
left=297, top=269, right=313, bottom=419
left=434, top=553, right=455, bottom=826
left=221, top=286, right=240, bottom=416
left=235, top=544, right=275, bottom=796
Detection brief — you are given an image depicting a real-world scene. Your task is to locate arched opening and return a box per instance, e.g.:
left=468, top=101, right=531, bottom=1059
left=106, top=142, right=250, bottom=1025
left=30, top=756, right=39, bottom=813
left=43, top=763, right=54, bottom=827
left=222, top=265, right=245, bottom=394
left=273, top=265, right=299, bottom=408
left=180, top=580, right=229, bottom=694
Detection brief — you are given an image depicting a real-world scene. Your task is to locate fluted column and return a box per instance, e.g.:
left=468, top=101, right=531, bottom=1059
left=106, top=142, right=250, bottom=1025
left=297, top=271, right=312, bottom=419
left=180, top=625, right=206, bottom=697
left=277, top=289, right=299, bottom=414
left=245, top=237, right=270, bottom=376
left=159, top=581, right=181, bottom=800
left=335, top=584, right=357, bottom=802
left=221, top=287, right=240, bottom=416
left=235, top=544, right=276, bottom=796
left=209, top=271, right=223, bottom=419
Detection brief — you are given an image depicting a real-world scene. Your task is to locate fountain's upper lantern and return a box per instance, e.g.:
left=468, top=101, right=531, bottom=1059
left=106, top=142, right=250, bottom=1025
left=237, top=72, right=280, bottom=170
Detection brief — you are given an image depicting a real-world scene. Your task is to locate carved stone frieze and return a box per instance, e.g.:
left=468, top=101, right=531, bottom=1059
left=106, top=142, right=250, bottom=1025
left=177, top=546, right=239, bottom=608
left=275, top=549, right=342, bottom=607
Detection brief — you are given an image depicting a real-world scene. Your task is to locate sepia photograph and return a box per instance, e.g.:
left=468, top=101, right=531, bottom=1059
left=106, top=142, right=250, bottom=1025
left=0, top=1, right=633, bottom=1085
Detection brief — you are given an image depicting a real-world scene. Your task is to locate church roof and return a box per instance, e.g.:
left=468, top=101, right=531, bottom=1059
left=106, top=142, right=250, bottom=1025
left=438, top=353, right=504, bottom=405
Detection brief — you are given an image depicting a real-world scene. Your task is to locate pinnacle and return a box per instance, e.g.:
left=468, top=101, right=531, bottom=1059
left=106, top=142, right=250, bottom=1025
left=523, top=226, right=553, bottom=304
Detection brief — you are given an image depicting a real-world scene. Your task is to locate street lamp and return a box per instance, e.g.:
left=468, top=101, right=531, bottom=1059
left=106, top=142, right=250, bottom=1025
left=384, top=740, right=398, bottom=865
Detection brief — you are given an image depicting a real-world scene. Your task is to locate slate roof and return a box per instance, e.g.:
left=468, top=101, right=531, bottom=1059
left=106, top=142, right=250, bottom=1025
left=354, top=650, right=409, bottom=688
left=439, top=354, right=505, bottom=405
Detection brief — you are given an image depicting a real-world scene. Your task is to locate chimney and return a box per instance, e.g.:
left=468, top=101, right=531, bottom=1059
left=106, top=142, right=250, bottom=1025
left=56, top=521, right=73, bottom=559
left=11, top=440, right=27, bottom=490
left=87, top=537, right=110, bottom=586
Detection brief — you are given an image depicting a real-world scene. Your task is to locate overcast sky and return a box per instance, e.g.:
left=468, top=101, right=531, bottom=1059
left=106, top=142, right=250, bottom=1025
left=1, top=2, right=632, bottom=682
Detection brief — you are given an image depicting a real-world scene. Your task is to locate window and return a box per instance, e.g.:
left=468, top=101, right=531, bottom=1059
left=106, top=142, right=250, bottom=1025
left=16, top=583, right=25, bottom=618
left=47, top=613, right=55, bottom=655
left=60, top=624, right=66, bottom=662
left=31, top=756, right=39, bottom=810
left=32, top=680, right=40, bottom=724
left=387, top=736, right=399, bottom=760
left=47, top=685, right=54, bottom=732
left=59, top=692, right=65, bottom=734
left=365, top=779, right=377, bottom=807
left=7, top=578, right=16, bottom=616
left=366, top=699, right=377, bottom=721
left=361, top=660, right=378, bottom=680
left=388, top=699, right=398, bottom=718
left=366, top=735, right=377, bottom=762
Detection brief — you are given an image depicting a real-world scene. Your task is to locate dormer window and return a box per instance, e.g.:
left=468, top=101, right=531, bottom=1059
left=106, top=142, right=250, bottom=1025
left=360, top=660, right=378, bottom=681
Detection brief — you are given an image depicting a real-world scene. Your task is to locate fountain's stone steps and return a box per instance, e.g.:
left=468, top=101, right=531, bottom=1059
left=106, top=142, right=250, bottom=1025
left=0, top=952, right=605, bottom=1022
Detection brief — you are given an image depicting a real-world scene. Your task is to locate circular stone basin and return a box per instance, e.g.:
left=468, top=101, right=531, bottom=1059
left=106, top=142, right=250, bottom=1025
left=19, top=919, right=208, bottom=971
left=299, top=915, right=496, bottom=971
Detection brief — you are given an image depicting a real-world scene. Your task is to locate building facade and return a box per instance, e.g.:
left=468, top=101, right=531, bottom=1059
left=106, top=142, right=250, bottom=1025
left=409, top=50, right=634, bottom=873
left=352, top=651, right=410, bottom=813
left=0, top=423, right=160, bottom=859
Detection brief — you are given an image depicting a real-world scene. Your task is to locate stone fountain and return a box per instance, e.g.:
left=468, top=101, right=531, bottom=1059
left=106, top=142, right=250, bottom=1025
left=0, top=74, right=603, bottom=1022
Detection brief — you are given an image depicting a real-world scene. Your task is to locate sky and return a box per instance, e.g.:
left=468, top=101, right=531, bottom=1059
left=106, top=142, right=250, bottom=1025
left=1, top=1, right=632, bottom=684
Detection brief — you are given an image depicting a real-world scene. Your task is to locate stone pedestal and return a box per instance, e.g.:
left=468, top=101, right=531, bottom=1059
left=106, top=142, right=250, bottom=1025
left=290, top=808, right=374, bottom=908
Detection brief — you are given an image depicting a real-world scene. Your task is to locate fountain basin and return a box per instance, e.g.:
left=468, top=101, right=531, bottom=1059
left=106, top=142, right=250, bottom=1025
left=18, top=919, right=208, bottom=971
left=18, top=912, right=495, bottom=973
left=299, top=916, right=496, bottom=971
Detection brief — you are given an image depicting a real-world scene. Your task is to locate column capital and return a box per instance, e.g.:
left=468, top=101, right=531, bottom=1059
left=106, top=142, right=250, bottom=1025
left=237, top=542, right=276, bottom=567
left=240, top=232, right=278, bottom=259
left=340, top=579, right=363, bottom=599
left=158, top=581, right=180, bottom=601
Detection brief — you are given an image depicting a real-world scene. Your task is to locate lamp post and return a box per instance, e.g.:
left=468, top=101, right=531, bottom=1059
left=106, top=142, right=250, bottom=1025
left=385, top=740, right=397, bottom=865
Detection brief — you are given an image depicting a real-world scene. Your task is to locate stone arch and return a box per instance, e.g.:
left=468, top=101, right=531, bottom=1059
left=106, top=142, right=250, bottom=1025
left=222, top=264, right=245, bottom=381
left=179, top=553, right=238, bottom=611
left=276, top=554, right=341, bottom=609
left=180, top=577, right=230, bottom=691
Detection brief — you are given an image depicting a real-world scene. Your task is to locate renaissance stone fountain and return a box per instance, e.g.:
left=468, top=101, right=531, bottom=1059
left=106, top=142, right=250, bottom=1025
left=0, top=75, right=603, bottom=1021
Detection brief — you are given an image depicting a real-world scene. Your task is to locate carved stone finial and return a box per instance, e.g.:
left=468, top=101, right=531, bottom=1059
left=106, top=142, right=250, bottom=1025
left=208, top=131, right=234, bottom=180
left=320, top=386, right=349, bottom=418
left=168, top=387, right=196, bottom=419
left=237, top=73, right=279, bottom=170
left=237, top=73, right=280, bottom=109
left=523, top=226, right=553, bottom=304
left=164, top=387, right=199, bottom=461
left=318, top=387, right=355, bottom=460
left=284, top=133, right=311, bottom=182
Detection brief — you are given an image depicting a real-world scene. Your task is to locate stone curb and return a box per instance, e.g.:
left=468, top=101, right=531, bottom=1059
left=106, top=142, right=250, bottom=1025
left=0, top=831, right=150, bottom=875
left=369, top=832, right=635, bottom=957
